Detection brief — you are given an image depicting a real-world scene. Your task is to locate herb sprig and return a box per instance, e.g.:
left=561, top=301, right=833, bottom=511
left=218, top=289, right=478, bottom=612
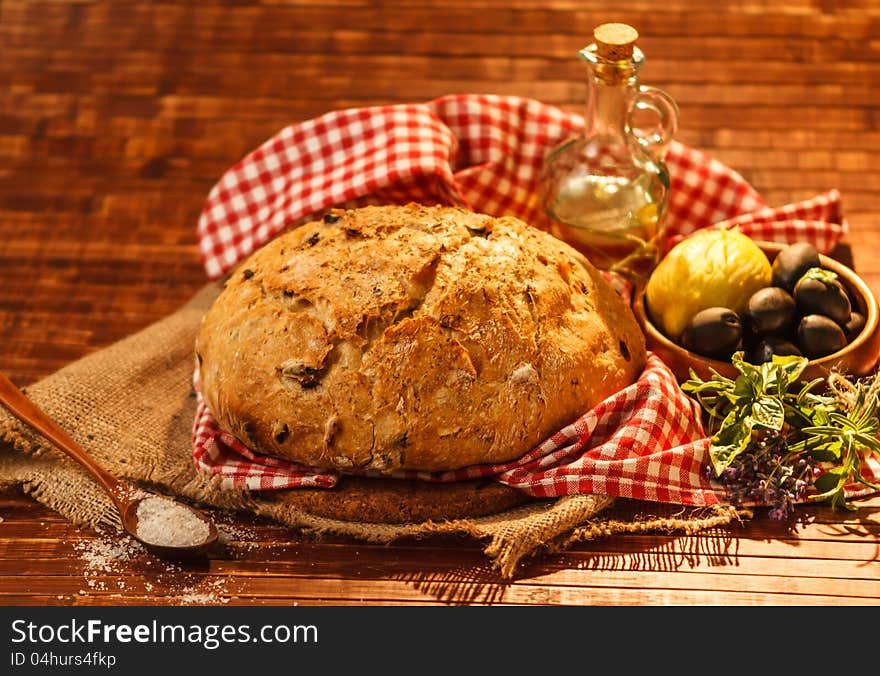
left=682, top=353, right=880, bottom=517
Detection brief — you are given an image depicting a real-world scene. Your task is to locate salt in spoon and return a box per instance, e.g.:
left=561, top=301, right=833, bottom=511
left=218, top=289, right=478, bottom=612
left=0, top=370, right=218, bottom=558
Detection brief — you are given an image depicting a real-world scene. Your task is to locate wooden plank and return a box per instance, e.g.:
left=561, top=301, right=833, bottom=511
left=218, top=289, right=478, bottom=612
left=2, top=514, right=878, bottom=565
left=1, top=544, right=878, bottom=587
left=5, top=11, right=880, bottom=63
left=0, top=572, right=875, bottom=606
left=9, top=51, right=880, bottom=95
left=8, top=4, right=871, bottom=41
left=10, top=595, right=446, bottom=607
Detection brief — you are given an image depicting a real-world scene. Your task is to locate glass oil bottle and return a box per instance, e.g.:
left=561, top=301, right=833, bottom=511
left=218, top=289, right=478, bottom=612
left=538, top=23, right=679, bottom=287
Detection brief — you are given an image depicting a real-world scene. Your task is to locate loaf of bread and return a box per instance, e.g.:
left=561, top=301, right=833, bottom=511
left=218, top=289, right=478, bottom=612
left=196, top=204, right=646, bottom=473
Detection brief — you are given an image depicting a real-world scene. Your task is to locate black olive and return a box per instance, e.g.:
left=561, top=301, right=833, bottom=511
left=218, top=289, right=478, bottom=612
left=750, top=337, right=802, bottom=364
left=680, top=307, right=743, bottom=360
left=844, top=311, right=866, bottom=341
left=772, top=242, right=820, bottom=292
left=793, top=269, right=851, bottom=324
left=797, top=314, right=847, bottom=358
left=744, top=286, right=796, bottom=336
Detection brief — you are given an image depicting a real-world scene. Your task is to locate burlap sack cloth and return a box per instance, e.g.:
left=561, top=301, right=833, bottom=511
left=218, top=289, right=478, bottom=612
left=0, top=283, right=742, bottom=578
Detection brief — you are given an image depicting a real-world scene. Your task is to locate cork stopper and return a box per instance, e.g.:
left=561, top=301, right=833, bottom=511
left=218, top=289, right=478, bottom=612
left=593, top=23, right=639, bottom=60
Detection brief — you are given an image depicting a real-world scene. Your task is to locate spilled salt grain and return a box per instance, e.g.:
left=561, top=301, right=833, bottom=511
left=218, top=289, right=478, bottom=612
left=135, top=496, right=210, bottom=548
left=176, top=591, right=230, bottom=606
left=74, top=532, right=233, bottom=603
left=217, top=522, right=259, bottom=553
left=74, top=536, right=143, bottom=573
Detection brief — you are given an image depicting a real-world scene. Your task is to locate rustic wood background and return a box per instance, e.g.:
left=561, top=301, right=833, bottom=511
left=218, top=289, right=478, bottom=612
left=1, top=0, right=879, bottom=606
left=2, top=0, right=880, bottom=386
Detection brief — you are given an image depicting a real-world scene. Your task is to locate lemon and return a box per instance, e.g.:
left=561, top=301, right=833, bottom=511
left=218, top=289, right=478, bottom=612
left=645, top=228, right=771, bottom=340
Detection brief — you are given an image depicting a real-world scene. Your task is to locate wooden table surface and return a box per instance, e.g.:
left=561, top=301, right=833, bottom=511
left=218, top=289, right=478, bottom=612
left=1, top=0, right=879, bottom=606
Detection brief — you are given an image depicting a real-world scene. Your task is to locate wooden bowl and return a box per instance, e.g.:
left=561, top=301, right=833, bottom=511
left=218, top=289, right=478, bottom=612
left=632, top=242, right=880, bottom=383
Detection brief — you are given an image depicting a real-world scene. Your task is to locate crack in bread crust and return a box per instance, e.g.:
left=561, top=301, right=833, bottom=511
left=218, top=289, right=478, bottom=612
left=196, top=204, right=647, bottom=473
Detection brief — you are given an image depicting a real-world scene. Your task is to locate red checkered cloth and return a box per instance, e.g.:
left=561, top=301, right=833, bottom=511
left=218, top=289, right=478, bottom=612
left=197, top=95, right=846, bottom=279
left=191, top=93, right=878, bottom=506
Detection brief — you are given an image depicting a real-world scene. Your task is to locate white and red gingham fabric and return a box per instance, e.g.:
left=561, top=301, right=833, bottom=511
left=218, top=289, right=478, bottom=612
left=191, top=93, right=877, bottom=506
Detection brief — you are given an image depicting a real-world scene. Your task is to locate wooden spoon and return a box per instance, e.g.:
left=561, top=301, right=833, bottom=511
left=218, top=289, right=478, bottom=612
left=0, top=370, right=218, bottom=558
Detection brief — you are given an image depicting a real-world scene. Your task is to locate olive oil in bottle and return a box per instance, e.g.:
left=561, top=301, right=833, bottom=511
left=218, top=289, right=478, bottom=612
left=538, top=23, right=678, bottom=286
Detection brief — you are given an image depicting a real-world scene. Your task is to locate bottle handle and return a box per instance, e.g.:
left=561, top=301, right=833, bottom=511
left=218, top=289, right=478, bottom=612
left=628, top=85, right=679, bottom=158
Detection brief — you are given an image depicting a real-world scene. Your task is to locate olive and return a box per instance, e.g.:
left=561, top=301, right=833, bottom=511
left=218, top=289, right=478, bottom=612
left=844, top=311, right=866, bottom=341
left=793, top=269, right=851, bottom=324
left=750, top=336, right=801, bottom=364
left=744, top=286, right=796, bottom=335
left=680, top=307, right=743, bottom=360
left=797, top=314, right=847, bottom=358
left=750, top=337, right=802, bottom=364
left=772, top=242, right=820, bottom=292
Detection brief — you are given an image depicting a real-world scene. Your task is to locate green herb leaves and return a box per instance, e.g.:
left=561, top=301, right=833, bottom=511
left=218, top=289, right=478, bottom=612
left=800, top=266, right=839, bottom=287
left=682, top=352, right=880, bottom=513
left=682, top=353, right=806, bottom=476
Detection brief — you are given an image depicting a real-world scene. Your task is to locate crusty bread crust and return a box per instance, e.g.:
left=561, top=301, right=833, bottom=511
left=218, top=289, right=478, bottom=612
left=196, top=204, right=646, bottom=473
